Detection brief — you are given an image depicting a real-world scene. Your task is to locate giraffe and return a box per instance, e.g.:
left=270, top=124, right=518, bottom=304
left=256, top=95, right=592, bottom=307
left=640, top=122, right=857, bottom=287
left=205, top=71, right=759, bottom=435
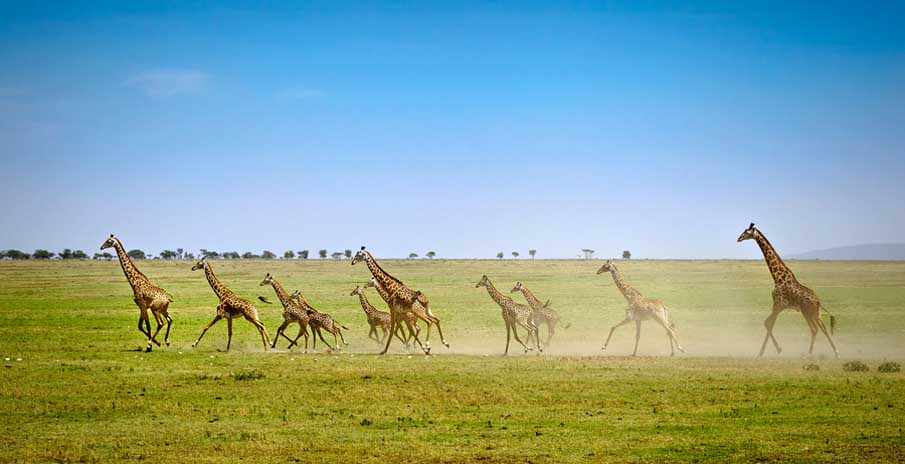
left=100, top=234, right=173, bottom=352
left=476, top=275, right=541, bottom=354
left=366, top=277, right=420, bottom=348
left=737, top=223, right=839, bottom=358
left=350, top=286, right=392, bottom=344
left=190, top=258, right=270, bottom=351
left=351, top=246, right=449, bottom=355
left=510, top=282, right=563, bottom=347
left=289, top=290, right=348, bottom=352
left=259, top=273, right=311, bottom=352
left=597, top=260, right=684, bottom=356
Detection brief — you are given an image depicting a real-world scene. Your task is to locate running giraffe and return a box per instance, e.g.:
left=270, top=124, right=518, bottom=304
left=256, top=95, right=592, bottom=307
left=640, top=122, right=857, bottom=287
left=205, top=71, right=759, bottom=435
left=597, top=260, right=683, bottom=356
left=352, top=247, right=448, bottom=355
left=367, top=277, right=420, bottom=348
left=510, top=281, right=563, bottom=347
left=350, top=285, right=392, bottom=344
left=190, top=258, right=270, bottom=351
left=737, top=223, right=839, bottom=357
left=290, top=290, right=348, bottom=351
left=476, top=275, right=541, bottom=355
left=259, top=273, right=311, bottom=352
left=100, top=234, right=173, bottom=352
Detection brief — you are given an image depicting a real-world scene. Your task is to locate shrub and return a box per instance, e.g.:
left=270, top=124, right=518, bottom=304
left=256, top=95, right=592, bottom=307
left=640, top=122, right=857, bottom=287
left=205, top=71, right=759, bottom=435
left=232, top=370, right=265, bottom=381
left=878, top=362, right=901, bottom=373
left=842, top=361, right=869, bottom=372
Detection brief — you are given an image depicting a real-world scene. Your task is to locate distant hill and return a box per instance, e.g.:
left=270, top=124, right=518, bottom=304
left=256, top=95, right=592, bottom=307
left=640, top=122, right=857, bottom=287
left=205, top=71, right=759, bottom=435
left=790, top=244, right=905, bottom=261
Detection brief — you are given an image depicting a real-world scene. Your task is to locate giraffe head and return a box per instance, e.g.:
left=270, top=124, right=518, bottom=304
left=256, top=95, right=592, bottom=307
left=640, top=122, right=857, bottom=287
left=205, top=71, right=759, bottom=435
left=100, top=234, right=117, bottom=250
left=475, top=275, right=490, bottom=288
left=259, top=273, right=274, bottom=286
left=737, top=222, right=758, bottom=242
left=366, top=277, right=380, bottom=289
left=291, top=290, right=302, bottom=301
left=350, top=286, right=364, bottom=296
left=596, top=259, right=615, bottom=274
left=351, top=246, right=367, bottom=266
left=190, top=257, right=207, bottom=271
left=510, top=281, right=524, bottom=293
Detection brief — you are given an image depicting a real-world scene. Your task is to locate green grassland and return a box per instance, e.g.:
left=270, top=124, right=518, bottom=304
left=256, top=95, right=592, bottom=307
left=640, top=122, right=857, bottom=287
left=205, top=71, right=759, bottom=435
left=1, top=258, right=904, bottom=462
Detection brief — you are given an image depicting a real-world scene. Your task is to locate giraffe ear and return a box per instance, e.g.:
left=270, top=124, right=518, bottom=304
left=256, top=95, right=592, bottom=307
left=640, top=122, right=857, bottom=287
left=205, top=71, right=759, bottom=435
left=749, top=222, right=754, bottom=229
left=109, top=234, right=114, bottom=238
left=360, top=246, right=365, bottom=251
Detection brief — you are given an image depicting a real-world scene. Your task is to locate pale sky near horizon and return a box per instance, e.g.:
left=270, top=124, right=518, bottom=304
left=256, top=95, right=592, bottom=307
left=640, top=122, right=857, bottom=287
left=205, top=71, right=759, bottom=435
left=1, top=1, right=903, bottom=259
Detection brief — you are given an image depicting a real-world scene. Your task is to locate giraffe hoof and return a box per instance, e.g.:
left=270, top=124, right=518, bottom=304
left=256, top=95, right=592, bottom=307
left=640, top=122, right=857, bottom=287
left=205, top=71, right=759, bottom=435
left=165, top=340, right=170, bottom=346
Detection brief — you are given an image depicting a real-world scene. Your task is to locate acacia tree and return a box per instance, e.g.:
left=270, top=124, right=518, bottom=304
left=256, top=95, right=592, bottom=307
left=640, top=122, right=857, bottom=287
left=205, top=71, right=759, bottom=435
left=581, top=249, right=595, bottom=260
left=32, top=249, right=54, bottom=259
left=409, top=253, right=418, bottom=259
left=242, top=251, right=258, bottom=259
left=298, top=250, right=309, bottom=259
left=176, top=248, right=184, bottom=259
left=528, top=249, right=536, bottom=259
left=330, top=252, right=343, bottom=260
left=622, top=250, right=632, bottom=259
left=344, top=249, right=352, bottom=259
left=511, top=251, right=520, bottom=259
left=496, top=252, right=504, bottom=259
left=284, top=250, right=295, bottom=259
left=223, top=251, right=240, bottom=259
left=262, top=250, right=276, bottom=260
left=160, top=250, right=177, bottom=259
left=128, top=249, right=147, bottom=259
left=318, top=249, right=327, bottom=259
left=426, top=251, right=436, bottom=259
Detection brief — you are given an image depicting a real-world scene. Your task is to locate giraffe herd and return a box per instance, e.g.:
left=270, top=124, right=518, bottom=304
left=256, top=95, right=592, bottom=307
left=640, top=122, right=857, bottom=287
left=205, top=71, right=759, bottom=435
left=100, top=222, right=841, bottom=358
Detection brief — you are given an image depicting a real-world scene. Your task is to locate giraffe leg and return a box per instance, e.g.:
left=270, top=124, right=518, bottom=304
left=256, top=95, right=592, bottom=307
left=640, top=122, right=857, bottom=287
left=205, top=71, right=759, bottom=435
left=246, top=316, right=270, bottom=350
left=804, top=313, right=819, bottom=356
left=192, top=315, right=222, bottom=348
left=404, top=318, right=429, bottom=355
left=337, top=327, right=348, bottom=346
left=380, top=313, right=397, bottom=355
left=503, top=320, right=512, bottom=356
left=816, top=318, right=839, bottom=358
left=137, top=310, right=153, bottom=351
left=759, top=309, right=783, bottom=357
left=631, top=320, right=643, bottom=356
left=530, top=320, right=542, bottom=353
left=511, top=321, right=532, bottom=353
left=368, top=326, right=379, bottom=343
left=150, top=311, right=165, bottom=347
left=226, top=317, right=233, bottom=352
left=602, top=317, right=633, bottom=350
left=287, top=324, right=308, bottom=352
left=651, top=315, right=684, bottom=355
left=428, top=314, right=450, bottom=348
left=314, top=327, right=335, bottom=352
left=273, top=321, right=291, bottom=349
left=163, top=311, right=173, bottom=346
left=544, top=320, right=555, bottom=347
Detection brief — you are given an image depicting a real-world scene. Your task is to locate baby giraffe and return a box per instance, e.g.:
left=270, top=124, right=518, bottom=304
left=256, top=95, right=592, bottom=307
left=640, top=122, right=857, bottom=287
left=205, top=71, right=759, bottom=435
left=259, top=273, right=311, bottom=352
left=350, top=286, right=392, bottom=344
left=191, top=258, right=270, bottom=351
left=476, top=275, right=541, bottom=355
left=290, top=290, right=348, bottom=352
left=597, top=260, right=684, bottom=356
left=510, top=281, right=563, bottom=347
left=366, top=277, right=420, bottom=348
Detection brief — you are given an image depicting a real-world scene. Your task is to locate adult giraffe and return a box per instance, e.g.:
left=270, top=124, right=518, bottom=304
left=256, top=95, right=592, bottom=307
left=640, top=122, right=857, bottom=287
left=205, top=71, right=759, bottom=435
left=738, top=223, right=839, bottom=357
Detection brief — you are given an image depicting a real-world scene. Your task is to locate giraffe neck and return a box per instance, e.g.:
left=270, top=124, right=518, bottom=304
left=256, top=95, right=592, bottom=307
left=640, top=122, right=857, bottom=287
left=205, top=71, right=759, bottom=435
left=609, top=267, right=640, bottom=302
left=268, top=278, right=293, bottom=308
left=519, top=286, right=544, bottom=308
left=753, top=231, right=796, bottom=284
left=357, top=292, right=374, bottom=312
left=203, top=263, right=231, bottom=300
left=371, top=281, right=392, bottom=303
left=484, top=280, right=511, bottom=306
left=363, top=252, right=403, bottom=294
left=110, top=239, right=147, bottom=290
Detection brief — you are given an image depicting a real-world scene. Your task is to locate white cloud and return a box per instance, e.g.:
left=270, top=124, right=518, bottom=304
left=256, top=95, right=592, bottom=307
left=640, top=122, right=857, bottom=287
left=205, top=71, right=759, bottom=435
left=126, top=70, right=209, bottom=97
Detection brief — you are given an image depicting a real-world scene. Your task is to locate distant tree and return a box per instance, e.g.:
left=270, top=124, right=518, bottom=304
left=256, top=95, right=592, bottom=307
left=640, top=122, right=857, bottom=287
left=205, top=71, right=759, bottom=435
left=59, top=249, right=73, bottom=259
left=32, top=249, right=54, bottom=259
left=0, top=250, right=5, bottom=259
left=581, top=249, right=595, bottom=260
left=184, top=252, right=195, bottom=259
left=93, top=252, right=114, bottom=260
left=127, top=249, right=146, bottom=260
left=71, top=250, right=88, bottom=259
left=223, top=251, right=240, bottom=259
left=622, top=250, right=632, bottom=260
left=298, top=250, right=309, bottom=259
left=93, top=252, right=104, bottom=260
left=528, top=249, right=536, bottom=259
left=426, top=251, right=436, bottom=259
left=330, top=251, right=344, bottom=260
left=511, top=251, right=520, bottom=259
left=283, top=250, right=295, bottom=259
left=159, top=250, right=177, bottom=260
left=242, top=251, right=258, bottom=259
left=5, top=249, right=30, bottom=260
left=496, top=252, right=504, bottom=259
left=176, top=248, right=184, bottom=259
left=200, top=249, right=219, bottom=259
left=318, top=249, right=328, bottom=259
left=408, top=253, right=418, bottom=259
left=262, top=250, right=276, bottom=260
left=344, top=249, right=352, bottom=259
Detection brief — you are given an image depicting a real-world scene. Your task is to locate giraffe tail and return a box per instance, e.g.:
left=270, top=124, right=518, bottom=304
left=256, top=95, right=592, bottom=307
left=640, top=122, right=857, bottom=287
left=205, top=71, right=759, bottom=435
left=820, top=304, right=837, bottom=334
left=257, top=296, right=273, bottom=304
left=543, top=299, right=553, bottom=308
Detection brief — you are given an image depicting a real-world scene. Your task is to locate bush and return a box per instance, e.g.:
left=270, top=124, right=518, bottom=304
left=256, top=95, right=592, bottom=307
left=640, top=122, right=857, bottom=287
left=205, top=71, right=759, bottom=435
left=232, top=369, right=265, bottom=381
left=878, top=362, right=901, bottom=373
left=842, top=361, right=870, bottom=372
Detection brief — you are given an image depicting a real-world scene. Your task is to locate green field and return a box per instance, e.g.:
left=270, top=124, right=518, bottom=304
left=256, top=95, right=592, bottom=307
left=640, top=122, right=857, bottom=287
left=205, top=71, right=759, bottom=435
left=1, top=258, right=904, bottom=462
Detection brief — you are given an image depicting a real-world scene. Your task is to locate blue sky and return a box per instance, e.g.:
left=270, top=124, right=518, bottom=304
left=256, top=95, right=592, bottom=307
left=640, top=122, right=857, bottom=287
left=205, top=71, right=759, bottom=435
left=1, top=1, right=903, bottom=259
